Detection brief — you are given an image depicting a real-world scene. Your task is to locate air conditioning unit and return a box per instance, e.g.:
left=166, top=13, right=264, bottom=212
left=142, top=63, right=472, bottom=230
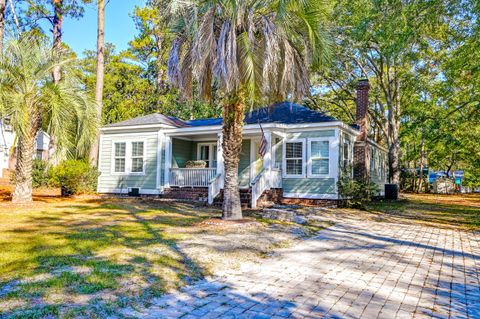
left=128, top=188, right=140, bottom=197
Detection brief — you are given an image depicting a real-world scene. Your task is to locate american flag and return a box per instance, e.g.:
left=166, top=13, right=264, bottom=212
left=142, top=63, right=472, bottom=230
left=259, top=123, right=267, bottom=158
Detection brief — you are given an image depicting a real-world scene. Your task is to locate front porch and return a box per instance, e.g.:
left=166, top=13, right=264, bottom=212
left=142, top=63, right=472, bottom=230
left=162, top=130, right=283, bottom=208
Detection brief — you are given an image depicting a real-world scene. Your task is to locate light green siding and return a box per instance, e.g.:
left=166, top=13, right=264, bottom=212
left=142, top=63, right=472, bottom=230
left=283, top=178, right=336, bottom=195
left=172, top=138, right=193, bottom=168
left=281, top=129, right=338, bottom=197
left=98, top=132, right=159, bottom=191
left=287, top=130, right=335, bottom=139
left=238, top=139, right=251, bottom=187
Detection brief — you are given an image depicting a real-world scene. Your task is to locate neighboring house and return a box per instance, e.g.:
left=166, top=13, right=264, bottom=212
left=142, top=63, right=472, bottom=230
left=97, top=80, right=388, bottom=208
left=0, top=118, right=51, bottom=178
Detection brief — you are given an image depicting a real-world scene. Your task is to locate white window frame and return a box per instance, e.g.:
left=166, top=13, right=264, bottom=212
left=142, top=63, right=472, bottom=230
left=197, top=142, right=217, bottom=168
left=282, top=139, right=306, bottom=178
left=307, top=137, right=333, bottom=178
left=111, top=139, right=147, bottom=175
left=131, top=141, right=146, bottom=174
left=113, top=142, right=127, bottom=174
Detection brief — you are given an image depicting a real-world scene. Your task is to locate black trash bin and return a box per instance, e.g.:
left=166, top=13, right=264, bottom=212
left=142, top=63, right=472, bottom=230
left=384, top=184, right=399, bottom=200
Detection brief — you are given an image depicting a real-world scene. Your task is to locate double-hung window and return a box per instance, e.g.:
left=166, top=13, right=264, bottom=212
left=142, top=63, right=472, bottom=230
left=114, top=142, right=126, bottom=173
left=131, top=141, right=145, bottom=173
left=198, top=143, right=218, bottom=168
left=284, top=141, right=305, bottom=177
left=308, top=139, right=330, bottom=176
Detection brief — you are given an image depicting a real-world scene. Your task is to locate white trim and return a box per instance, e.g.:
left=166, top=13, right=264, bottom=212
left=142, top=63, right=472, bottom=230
left=101, top=124, right=176, bottom=131
left=216, top=133, right=224, bottom=188
left=307, top=138, right=331, bottom=178
left=97, top=187, right=161, bottom=195
left=110, top=139, right=147, bottom=176
left=100, top=131, right=161, bottom=137
left=163, top=136, right=172, bottom=188
left=196, top=142, right=217, bottom=168
left=250, top=138, right=259, bottom=182
left=283, top=192, right=339, bottom=200
left=111, top=141, right=127, bottom=175
left=156, top=130, right=163, bottom=189
left=282, top=139, right=306, bottom=178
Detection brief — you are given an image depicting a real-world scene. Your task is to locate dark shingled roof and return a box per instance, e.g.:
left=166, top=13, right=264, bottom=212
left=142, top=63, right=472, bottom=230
left=105, top=113, right=188, bottom=128
left=104, top=101, right=339, bottom=129
left=185, top=102, right=337, bottom=127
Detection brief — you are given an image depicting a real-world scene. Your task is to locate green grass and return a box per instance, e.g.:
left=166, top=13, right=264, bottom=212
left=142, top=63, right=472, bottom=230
left=0, top=198, right=215, bottom=318
left=366, top=193, right=480, bottom=230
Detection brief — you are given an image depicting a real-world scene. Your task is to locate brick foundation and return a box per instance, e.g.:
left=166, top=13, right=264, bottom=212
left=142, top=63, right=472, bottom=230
left=280, top=197, right=339, bottom=208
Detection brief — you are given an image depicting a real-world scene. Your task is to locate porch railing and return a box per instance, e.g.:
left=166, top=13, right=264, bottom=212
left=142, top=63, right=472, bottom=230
left=208, top=173, right=222, bottom=204
left=170, top=168, right=217, bottom=187
left=251, top=168, right=268, bottom=209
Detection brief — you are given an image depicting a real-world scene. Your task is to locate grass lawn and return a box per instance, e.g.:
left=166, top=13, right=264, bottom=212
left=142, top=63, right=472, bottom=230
left=366, top=193, right=480, bottom=230
left=0, top=188, right=319, bottom=318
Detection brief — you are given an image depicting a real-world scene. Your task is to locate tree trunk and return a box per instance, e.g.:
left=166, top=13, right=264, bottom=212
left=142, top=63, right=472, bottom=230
left=155, top=33, right=166, bottom=97
left=388, top=77, right=401, bottom=184
left=0, top=0, right=5, bottom=55
left=89, top=0, right=105, bottom=166
left=12, top=129, right=37, bottom=203
left=52, top=0, right=63, bottom=83
left=417, top=135, right=425, bottom=193
left=221, top=97, right=245, bottom=220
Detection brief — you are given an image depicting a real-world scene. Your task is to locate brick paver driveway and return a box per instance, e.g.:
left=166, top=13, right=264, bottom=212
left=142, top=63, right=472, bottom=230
left=122, top=219, right=480, bottom=318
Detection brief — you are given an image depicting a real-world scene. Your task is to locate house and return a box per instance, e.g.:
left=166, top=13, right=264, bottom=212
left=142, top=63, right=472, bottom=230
left=0, top=119, right=51, bottom=178
left=97, top=79, right=388, bottom=208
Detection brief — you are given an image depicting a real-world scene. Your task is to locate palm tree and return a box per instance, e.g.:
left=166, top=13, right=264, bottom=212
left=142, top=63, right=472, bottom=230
left=89, top=0, right=105, bottom=166
left=0, top=36, right=97, bottom=203
left=168, top=0, right=330, bottom=219
left=0, top=0, right=5, bottom=54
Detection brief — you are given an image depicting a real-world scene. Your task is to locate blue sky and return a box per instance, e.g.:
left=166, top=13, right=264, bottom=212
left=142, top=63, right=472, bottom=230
left=62, top=0, right=145, bottom=56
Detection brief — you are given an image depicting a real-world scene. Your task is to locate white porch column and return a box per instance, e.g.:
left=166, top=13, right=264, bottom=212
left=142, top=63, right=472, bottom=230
left=263, top=130, right=272, bottom=189
left=217, top=133, right=224, bottom=188
left=163, top=136, right=172, bottom=188
left=156, top=130, right=164, bottom=191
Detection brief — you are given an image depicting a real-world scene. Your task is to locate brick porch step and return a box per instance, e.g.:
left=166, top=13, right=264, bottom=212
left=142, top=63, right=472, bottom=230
left=161, top=187, right=209, bottom=201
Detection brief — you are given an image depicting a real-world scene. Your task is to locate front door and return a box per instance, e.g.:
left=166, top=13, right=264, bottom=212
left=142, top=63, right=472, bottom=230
left=250, top=139, right=264, bottom=182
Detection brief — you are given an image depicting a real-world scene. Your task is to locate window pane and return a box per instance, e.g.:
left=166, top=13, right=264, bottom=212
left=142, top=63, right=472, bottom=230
left=311, top=141, right=329, bottom=158
left=115, top=143, right=126, bottom=157
left=286, top=142, right=302, bottom=158
left=312, top=159, right=329, bottom=175
left=286, top=159, right=302, bottom=175
left=115, top=158, right=125, bottom=172
left=132, top=158, right=143, bottom=172
left=132, top=142, right=144, bottom=157
left=200, top=145, right=209, bottom=160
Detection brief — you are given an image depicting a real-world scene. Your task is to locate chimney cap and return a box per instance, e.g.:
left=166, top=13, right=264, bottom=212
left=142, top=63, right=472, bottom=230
left=357, top=78, right=370, bottom=88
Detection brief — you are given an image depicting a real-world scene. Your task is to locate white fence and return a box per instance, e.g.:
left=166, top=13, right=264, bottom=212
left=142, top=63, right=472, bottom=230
left=170, top=168, right=217, bottom=187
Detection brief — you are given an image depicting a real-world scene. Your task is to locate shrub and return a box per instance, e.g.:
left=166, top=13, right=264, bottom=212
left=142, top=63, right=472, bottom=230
left=49, top=160, right=100, bottom=195
left=337, top=173, right=378, bottom=209
left=10, top=159, right=50, bottom=189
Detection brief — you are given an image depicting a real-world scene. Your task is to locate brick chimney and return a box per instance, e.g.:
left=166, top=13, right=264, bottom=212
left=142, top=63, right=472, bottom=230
left=353, top=79, right=370, bottom=181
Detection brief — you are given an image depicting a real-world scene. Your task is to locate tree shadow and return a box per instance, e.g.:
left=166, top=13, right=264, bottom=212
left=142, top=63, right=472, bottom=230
left=0, top=200, right=212, bottom=318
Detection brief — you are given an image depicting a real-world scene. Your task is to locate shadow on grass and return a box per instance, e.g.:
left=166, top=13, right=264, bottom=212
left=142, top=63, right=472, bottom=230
left=0, top=200, right=213, bottom=318
left=367, top=197, right=480, bottom=229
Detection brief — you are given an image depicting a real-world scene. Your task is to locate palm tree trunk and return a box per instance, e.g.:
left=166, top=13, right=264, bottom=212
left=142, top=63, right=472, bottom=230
left=0, top=0, right=5, bottom=55
left=89, top=0, right=105, bottom=166
left=221, top=98, right=245, bottom=220
left=52, top=0, right=63, bottom=83
left=48, top=0, right=63, bottom=165
left=12, top=131, right=36, bottom=203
